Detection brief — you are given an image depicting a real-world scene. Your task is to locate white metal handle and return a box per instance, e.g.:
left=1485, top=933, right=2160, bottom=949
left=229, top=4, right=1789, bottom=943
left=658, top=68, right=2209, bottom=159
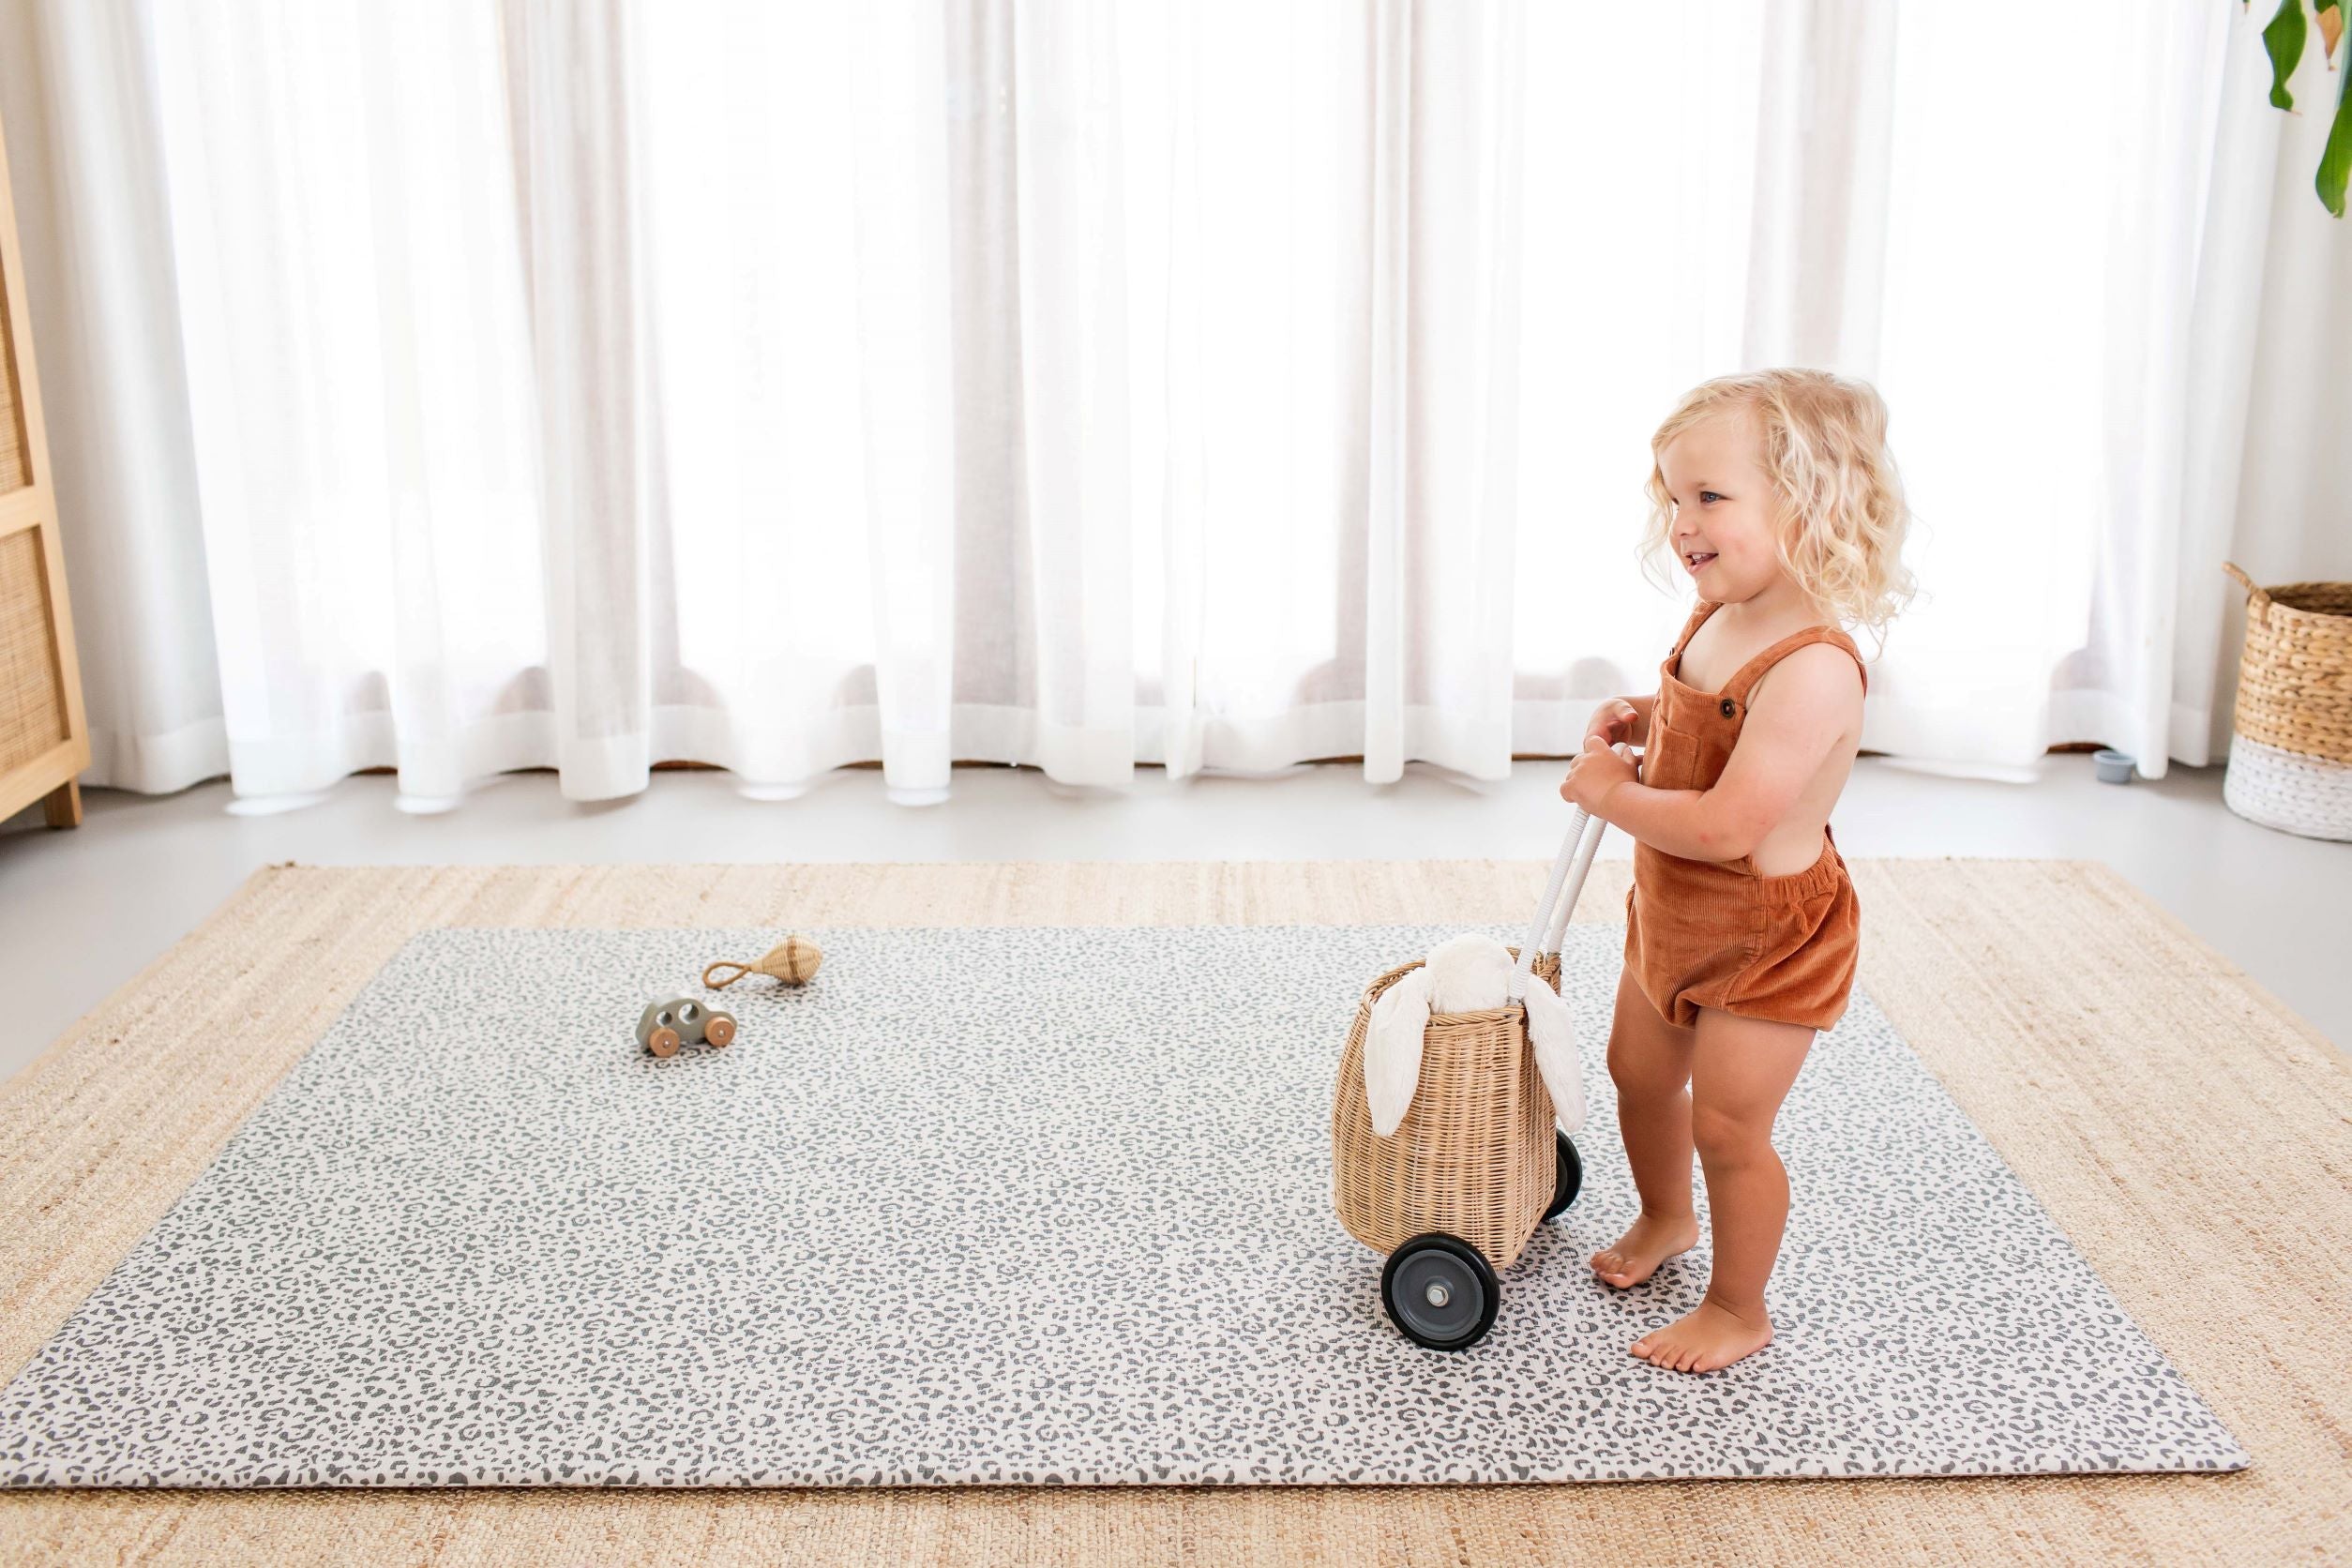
left=1515, top=808, right=1590, bottom=1005
left=1545, top=812, right=1606, bottom=950
left=1508, top=744, right=1637, bottom=1002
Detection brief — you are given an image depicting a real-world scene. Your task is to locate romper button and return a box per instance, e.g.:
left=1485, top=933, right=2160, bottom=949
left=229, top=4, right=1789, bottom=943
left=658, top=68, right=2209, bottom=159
left=1720, top=699, right=1737, bottom=717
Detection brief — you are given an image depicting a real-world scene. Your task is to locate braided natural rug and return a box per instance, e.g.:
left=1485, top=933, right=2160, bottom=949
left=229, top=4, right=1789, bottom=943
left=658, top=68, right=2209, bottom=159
left=0, top=860, right=2343, bottom=1564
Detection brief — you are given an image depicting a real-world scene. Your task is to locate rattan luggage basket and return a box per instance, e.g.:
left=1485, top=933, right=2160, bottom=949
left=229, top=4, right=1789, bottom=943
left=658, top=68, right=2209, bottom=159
left=1329, top=805, right=1609, bottom=1350
left=1332, top=946, right=1565, bottom=1269
left=2222, top=562, right=2352, bottom=841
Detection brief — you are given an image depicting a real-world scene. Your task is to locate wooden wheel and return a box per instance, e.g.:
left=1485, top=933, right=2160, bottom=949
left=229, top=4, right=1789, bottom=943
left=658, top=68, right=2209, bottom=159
left=647, top=1027, right=681, bottom=1058
left=703, top=1014, right=736, bottom=1048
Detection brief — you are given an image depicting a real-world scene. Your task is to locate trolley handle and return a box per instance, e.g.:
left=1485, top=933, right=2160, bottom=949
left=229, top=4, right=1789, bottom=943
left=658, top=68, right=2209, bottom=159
left=1508, top=744, right=1638, bottom=1003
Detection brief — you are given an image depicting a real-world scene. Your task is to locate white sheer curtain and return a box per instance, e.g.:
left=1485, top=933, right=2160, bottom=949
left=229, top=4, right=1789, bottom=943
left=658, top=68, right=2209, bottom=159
left=0, top=0, right=2340, bottom=805
left=146, top=1, right=547, bottom=800
left=0, top=0, right=222, bottom=791
left=1508, top=0, right=2306, bottom=780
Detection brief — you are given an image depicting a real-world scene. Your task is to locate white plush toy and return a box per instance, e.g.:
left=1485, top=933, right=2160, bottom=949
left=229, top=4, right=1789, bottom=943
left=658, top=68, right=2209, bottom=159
left=1363, top=931, right=1586, bottom=1140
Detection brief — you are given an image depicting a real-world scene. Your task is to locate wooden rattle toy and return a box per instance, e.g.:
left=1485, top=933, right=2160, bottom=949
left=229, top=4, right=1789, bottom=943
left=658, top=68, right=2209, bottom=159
left=703, top=935, right=823, bottom=990
left=636, top=995, right=737, bottom=1058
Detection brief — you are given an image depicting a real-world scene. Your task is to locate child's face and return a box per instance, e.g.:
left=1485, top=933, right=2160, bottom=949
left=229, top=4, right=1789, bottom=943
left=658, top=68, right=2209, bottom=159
left=1657, top=411, right=1786, bottom=605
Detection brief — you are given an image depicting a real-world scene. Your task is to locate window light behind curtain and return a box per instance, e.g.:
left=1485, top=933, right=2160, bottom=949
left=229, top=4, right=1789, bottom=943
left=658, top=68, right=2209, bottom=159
left=5, top=0, right=2254, bottom=803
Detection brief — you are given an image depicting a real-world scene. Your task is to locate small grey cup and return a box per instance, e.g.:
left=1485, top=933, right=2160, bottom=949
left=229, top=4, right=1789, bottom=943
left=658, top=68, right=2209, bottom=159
left=2092, top=748, right=2135, bottom=785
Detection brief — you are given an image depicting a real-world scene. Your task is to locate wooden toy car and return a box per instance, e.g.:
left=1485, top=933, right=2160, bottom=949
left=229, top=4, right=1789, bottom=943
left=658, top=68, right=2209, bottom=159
left=636, top=995, right=737, bottom=1058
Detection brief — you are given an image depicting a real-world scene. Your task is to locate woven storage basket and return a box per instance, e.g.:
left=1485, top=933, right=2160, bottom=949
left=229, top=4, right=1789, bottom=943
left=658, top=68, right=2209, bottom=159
left=2222, top=562, right=2352, bottom=841
left=1331, top=947, right=1562, bottom=1271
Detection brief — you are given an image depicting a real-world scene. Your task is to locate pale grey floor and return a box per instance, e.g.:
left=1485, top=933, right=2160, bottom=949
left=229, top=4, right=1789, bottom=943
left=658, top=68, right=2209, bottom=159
left=1, top=755, right=2345, bottom=1084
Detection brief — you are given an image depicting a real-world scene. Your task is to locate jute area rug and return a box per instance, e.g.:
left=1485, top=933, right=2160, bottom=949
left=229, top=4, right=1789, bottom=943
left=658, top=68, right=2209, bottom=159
left=0, top=859, right=2344, bottom=1564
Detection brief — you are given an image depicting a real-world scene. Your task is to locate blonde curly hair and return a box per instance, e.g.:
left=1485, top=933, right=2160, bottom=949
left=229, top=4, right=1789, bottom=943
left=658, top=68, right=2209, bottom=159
left=1639, top=368, right=1917, bottom=637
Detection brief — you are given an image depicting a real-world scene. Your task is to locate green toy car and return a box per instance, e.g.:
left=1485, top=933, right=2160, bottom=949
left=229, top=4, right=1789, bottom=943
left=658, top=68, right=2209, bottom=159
left=635, top=995, right=737, bottom=1058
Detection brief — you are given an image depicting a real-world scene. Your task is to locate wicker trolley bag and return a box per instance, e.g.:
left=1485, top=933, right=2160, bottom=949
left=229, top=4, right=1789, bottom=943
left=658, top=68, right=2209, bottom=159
left=2222, top=562, right=2352, bottom=841
left=1330, top=806, right=1608, bottom=1351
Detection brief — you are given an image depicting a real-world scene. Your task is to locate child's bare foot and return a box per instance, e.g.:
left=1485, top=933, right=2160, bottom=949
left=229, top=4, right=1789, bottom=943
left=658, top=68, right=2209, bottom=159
left=1589, top=1212, right=1699, bottom=1288
left=1629, top=1296, right=1774, bottom=1373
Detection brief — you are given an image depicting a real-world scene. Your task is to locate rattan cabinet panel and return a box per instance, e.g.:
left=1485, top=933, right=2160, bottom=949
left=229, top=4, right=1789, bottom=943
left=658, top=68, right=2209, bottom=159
left=0, top=528, right=66, bottom=774
left=0, top=103, right=87, bottom=829
left=0, top=274, right=24, bottom=494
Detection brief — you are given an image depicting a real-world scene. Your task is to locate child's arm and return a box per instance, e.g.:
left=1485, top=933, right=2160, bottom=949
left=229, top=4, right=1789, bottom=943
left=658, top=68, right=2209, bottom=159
left=1561, top=645, right=1860, bottom=861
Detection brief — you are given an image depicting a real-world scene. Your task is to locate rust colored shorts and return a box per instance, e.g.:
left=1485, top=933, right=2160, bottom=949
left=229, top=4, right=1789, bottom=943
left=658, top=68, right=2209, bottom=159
left=1622, top=830, right=1860, bottom=1033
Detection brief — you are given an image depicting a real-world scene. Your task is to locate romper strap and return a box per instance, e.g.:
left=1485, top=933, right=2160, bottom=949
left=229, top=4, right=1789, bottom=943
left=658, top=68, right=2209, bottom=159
left=1719, top=625, right=1869, bottom=706
left=1666, top=600, right=1721, bottom=662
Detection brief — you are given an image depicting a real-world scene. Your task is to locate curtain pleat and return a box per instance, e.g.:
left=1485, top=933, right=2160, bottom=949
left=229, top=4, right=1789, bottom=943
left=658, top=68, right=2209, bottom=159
left=507, top=0, right=651, bottom=803
left=1359, top=0, right=1411, bottom=784
left=852, top=1, right=961, bottom=802
left=1006, top=0, right=1136, bottom=786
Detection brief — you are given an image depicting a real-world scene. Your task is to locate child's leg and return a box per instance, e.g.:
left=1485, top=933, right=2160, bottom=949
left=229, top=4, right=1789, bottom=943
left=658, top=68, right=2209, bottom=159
left=1629, top=1005, right=1815, bottom=1373
left=1590, top=968, right=1700, bottom=1288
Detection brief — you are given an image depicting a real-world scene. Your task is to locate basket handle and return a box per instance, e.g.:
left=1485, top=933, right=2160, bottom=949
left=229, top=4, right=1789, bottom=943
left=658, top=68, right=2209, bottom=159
left=2223, top=561, right=2271, bottom=622
left=1508, top=745, right=1636, bottom=1003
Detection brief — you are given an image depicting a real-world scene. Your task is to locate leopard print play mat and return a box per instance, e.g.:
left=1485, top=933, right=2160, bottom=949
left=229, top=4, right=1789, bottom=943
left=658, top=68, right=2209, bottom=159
left=0, top=925, right=2246, bottom=1487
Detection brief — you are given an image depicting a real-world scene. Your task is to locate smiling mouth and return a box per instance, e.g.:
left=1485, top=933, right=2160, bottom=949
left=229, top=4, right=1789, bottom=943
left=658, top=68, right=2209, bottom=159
left=1683, top=550, right=1718, bottom=571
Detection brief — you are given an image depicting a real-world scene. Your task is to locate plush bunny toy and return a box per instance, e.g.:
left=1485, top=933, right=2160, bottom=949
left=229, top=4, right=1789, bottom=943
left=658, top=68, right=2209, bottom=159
left=1362, top=932, right=1586, bottom=1140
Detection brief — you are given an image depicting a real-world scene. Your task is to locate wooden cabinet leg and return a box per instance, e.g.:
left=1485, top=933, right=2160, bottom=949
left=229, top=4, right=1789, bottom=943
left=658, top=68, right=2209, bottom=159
left=41, top=777, right=82, bottom=829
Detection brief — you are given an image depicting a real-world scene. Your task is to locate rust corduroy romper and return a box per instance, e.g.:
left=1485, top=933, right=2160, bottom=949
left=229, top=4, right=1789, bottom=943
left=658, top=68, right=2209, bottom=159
left=1623, top=600, right=1866, bottom=1033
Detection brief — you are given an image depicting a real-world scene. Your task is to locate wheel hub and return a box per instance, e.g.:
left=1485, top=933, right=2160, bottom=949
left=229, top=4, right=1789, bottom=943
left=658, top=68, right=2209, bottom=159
left=1390, top=1248, right=1485, bottom=1344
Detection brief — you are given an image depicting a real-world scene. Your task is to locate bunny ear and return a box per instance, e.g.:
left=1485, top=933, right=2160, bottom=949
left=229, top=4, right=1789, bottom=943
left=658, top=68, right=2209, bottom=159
left=1520, top=975, right=1587, bottom=1136
left=1363, top=970, right=1434, bottom=1138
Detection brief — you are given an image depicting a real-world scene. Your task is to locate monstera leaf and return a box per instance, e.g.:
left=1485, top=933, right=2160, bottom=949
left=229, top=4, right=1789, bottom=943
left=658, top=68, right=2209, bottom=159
left=2254, top=0, right=2352, bottom=215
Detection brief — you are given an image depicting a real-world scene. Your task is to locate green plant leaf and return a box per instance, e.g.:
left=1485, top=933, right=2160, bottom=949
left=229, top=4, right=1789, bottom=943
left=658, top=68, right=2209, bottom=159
left=2265, top=0, right=2308, bottom=110
left=2320, top=49, right=2352, bottom=215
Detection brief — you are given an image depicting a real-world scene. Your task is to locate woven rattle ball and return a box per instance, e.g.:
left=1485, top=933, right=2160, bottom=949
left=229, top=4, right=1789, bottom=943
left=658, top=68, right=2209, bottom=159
left=703, top=935, right=823, bottom=990
left=764, top=935, right=822, bottom=985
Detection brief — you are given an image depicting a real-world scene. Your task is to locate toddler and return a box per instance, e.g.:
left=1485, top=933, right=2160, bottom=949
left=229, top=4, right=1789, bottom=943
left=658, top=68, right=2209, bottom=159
left=1559, top=368, right=1914, bottom=1374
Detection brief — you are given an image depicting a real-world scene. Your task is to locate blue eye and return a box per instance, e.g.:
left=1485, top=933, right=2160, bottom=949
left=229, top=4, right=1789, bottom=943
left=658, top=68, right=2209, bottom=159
left=1700, top=490, right=1723, bottom=503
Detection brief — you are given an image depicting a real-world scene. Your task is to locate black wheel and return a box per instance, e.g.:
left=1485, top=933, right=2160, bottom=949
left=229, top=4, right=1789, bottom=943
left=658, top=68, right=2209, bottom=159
left=1544, top=1129, right=1583, bottom=1222
left=1380, top=1233, right=1500, bottom=1351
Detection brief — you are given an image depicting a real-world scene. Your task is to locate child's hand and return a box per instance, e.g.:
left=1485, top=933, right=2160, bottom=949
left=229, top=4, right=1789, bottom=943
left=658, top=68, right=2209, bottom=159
left=1560, top=736, right=1636, bottom=815
left=1584, top=699, right=1637, bottom=749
